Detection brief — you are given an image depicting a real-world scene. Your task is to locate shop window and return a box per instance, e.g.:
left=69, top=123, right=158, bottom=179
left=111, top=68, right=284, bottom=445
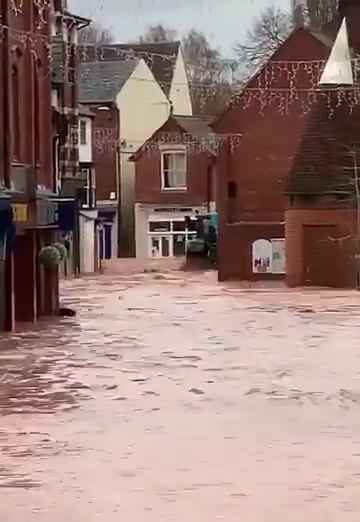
left=149, top=221, right=171, bottom=232
left=161, top=150, right=187, bottom=190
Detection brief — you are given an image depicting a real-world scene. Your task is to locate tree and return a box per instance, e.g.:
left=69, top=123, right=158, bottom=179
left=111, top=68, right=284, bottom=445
left=138, top=24, right=178, bottom=44
left=291, top=0, right=306, bottom=28
left=182, top=29, right=233, bottom=115
left=305, top=0, right=338, bottom=30
left=137, top=25, right=233, bottom=116
left=233, top=6, right=292, bottom=80
left=78, top=22, right=114, bottom=46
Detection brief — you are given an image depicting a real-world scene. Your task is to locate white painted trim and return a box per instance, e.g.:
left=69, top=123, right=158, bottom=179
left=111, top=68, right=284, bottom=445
left=160, top=149, right=187, bottom=191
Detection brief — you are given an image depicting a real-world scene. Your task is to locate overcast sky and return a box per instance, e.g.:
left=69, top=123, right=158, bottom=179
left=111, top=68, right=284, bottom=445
left=69, top=0, right=291, bottom=56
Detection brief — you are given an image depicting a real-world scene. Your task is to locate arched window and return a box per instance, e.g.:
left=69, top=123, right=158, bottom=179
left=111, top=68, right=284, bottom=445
left=252, top=239, right=272, bottom=274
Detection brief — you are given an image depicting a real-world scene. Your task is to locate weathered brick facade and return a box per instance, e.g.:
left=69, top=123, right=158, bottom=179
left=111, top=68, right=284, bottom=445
left=90, top=103, right=120, bottom=203
left=0, top=1, right=60, bottom=330
left=214, top=29, right=329, bottom=281
left=285, top=0, right=360, bottom=288
left=286, top=208, right=356, bottom=287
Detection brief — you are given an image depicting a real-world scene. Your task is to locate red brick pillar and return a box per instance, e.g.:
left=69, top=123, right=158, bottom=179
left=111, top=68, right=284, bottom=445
left=285, top=209, right=304, bottom=287
left=14, top=231, right=37, bottom=322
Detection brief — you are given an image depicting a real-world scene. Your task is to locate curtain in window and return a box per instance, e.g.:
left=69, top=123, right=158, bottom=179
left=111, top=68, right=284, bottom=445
left=163, top=153, right=186, bottom=188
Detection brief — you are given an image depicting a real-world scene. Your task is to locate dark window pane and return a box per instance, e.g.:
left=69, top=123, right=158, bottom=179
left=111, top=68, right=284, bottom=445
left=161, top=237, right=170, bottom=257
left=173, top=221, right=186, bottom=231
left=228, top=181, right=237, bottom=198
left=173, top=234, right=186, bottom=256
left=149, top=221, right=170, bottom=232
left=188, top=220, right=197, bottom=232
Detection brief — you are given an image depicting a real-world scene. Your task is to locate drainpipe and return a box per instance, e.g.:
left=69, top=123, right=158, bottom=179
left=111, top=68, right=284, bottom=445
left=2, top=0, right=10, bottom=188
left=351, top=150, right=360, bottom=289
left=115, top=105, right=121, bottom=258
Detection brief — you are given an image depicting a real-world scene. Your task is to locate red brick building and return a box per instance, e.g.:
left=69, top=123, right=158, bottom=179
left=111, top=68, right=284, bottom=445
left=286, top=2, right=360, bottom=288
left=214, top=0, right=360, bottom=284
left=214, top=27, right=333, bottom=281
left=0, top=0, right=89, bottom=331
left=131, top=114, right=216, bottom=258
left=0, top=1, right=58, bottom=330
left=89, top=102, right=120, bottom=260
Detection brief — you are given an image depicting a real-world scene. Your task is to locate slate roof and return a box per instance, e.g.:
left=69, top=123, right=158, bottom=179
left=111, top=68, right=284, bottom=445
left=80, top=42, right=180, bottom=97
left=173, top=115, right=214, bottom=139
left=288, top=4, right=360, bottom=199
left=79, top=60, right=138, bottom=103
left=287, top=93, right=360, bottom=198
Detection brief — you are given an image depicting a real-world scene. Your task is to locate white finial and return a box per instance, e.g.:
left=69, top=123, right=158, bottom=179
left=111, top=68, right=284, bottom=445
left=319, top=18, right=354, bottom=86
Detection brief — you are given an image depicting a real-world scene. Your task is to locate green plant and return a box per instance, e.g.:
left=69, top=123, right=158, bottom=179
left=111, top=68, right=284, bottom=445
left=54, top=242, right=67, bottom=261
left=38, top=245, right=61, bottom=270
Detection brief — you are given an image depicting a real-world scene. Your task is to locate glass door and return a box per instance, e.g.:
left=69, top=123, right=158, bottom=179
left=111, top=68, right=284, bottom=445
left=149, top=236, right=172, bottom=257
left=161, top=236, right=170, bottom=257
left=150, top=237, right=161, bottom=257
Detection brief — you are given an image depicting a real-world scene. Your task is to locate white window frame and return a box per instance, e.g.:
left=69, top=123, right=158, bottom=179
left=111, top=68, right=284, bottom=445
left=79, top=119, right=87, bottom=146
left=147, top=217, right=197, bottom=258
left=91, top=169, right=96, bottom=208
left=81, top=168, right=91, bottom=208
left=252, top=238, right=285, bottom=274
left=160, top=148, right=187, bottom=192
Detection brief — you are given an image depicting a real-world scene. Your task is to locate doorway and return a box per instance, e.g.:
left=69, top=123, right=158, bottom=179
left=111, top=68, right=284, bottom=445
left=304, top=225, right=337, bottom=286
left=99, top=224, right=112, bottom=260
left=149, top=235, right=171, bottom=257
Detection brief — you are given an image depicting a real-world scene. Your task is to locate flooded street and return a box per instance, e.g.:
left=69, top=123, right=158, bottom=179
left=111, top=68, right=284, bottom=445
left=1, top=271, right=360, bottom=521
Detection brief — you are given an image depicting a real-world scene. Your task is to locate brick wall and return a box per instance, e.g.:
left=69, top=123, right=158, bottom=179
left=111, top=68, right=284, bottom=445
left=218, top=222, right=285, bottom=281
left=4, top=2, right=53, bottom=191
left=134, top=148, right=213, bottom=206
left=213, top=30, right=331, bottom=281
left=286, top=208, right=356, bottom=287
left=91, top=104, right=119, bottom=201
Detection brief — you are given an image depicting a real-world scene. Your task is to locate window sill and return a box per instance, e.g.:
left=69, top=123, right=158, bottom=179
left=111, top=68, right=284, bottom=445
left=161, top=187, right=188, bottom=192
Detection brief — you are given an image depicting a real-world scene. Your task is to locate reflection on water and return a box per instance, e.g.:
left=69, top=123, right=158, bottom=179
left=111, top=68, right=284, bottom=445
left=1, top=272, right=360, bottom=520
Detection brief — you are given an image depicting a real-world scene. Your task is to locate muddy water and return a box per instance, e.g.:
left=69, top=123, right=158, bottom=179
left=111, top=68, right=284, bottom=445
left=1, top=272, right=360, bottom=521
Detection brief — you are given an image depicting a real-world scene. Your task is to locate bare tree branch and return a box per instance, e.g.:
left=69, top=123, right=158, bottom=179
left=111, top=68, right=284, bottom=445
left=78, top=22, right=114, bottom=46
left=233, top=6, right=292, bottom=80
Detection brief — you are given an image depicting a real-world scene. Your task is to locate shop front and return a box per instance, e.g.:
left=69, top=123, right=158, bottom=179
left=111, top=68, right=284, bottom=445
left=135, top=204, right=207, bottom=259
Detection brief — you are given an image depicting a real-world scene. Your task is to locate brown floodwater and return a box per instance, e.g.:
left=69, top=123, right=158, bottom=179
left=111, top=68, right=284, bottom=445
left=1, top=271, right=360, bottom=521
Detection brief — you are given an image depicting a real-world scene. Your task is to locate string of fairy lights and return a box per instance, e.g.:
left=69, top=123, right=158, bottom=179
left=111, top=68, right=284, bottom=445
left=2, top=1, right=360, bottom=153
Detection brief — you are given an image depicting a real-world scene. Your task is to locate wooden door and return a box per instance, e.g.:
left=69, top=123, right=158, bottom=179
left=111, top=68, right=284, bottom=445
left=304, top=225, right=337, bottom=287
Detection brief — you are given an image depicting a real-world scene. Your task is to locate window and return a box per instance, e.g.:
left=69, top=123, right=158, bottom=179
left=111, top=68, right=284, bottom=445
left=81, top=168, right=96, bottom=208
left=80, top=120, right=87, bottom=145
left=228, top=181, right=237, bottom=199
left=148, top=217, right=197, bottom=257
left=11, top=66, right=20, bottom=160
left=161, top=150, right=187, bottom=190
